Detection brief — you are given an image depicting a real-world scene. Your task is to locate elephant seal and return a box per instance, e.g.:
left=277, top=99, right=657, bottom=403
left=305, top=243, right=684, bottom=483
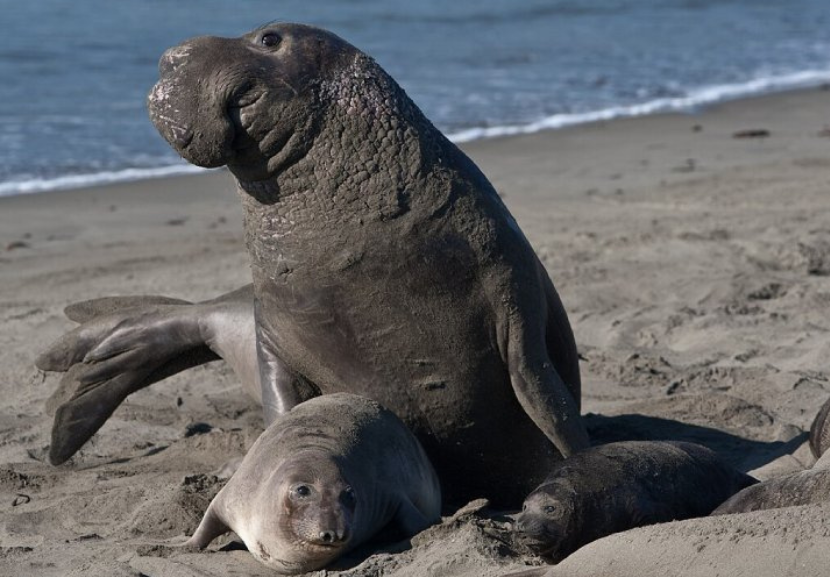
left=185, top=393, right=441, bottom=574
left=503, top=501, right=830, bottom=577
left=39, top=21, right=588, bottom=506
left=515, top=441, right=756, bottom=562
left=809, top=396, right=830, bottom=459
left=711, top=465, right=830, bottom=515
left=712, top=399, right=830, bottom=515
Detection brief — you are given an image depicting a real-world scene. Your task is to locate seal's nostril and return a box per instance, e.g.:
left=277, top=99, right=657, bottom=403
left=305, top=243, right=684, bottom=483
left=320, top=530, right=334, bottom=543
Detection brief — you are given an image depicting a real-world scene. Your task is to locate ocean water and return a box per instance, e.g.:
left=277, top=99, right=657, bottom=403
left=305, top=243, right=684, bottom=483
left=2, top=0, right=829, bottom=196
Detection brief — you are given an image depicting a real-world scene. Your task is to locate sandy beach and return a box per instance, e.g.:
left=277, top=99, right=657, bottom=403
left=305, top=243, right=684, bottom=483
left=2, top=87, right=830, bottom=576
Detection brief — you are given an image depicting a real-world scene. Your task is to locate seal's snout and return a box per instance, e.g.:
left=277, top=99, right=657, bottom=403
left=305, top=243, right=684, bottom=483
left=310, top=510, right=351, bottom=547
left=148, top=36, right=237, bottom=169
left=147, top=81, right=194, bottom=149
left=514, top=511, right=561, bottom=557
left=317, top=527, right=349, bottom=545
left=158, top=44, right=192, bottom=75
left=515, top=516, right=541, bottom=542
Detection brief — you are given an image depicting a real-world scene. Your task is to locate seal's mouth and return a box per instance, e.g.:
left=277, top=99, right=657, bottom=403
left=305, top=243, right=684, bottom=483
left=516, top=526, right=562, bottom=559
left=523, top=538, right=560, bottom=559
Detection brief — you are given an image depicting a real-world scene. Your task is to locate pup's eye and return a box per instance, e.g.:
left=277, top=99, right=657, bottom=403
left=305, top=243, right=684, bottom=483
left=544, top=505, right=556, bottom=514
left=261, top=32, right=281, bottom=47
left=294, top=484, right=311, bottom=497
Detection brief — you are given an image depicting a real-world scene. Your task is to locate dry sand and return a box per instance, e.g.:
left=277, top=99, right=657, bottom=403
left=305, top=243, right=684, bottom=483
left=1, top=87, right=830, bottom=576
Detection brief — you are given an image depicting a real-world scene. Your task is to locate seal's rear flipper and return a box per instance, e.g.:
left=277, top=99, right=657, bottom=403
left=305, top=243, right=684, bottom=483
left=48, top=346, right=219, bottom=465
left=39, top=287, right=257, bottom=465
left=64, top=295, right=193, bottom=323
left=185, top=502, right=232, bottom=549
left=36, top=295, right=196, bottom=373
left=38, top=296, right=222, bottom=465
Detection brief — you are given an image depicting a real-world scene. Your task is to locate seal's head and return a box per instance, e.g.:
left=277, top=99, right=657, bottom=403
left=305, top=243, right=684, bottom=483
left=241, top=453, right=357, bottom=574
left=147, top=23, right=362, bottom=182
left=515, top=482, right=577, bottom=561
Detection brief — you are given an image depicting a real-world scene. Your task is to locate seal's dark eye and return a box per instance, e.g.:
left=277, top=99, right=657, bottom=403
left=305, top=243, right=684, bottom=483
left=544, top=505, right=556, bottom=514
left=261, top=32, right=281, bottom=47
left=294, top=484, right=311, bottom=498
left=342, top=487, right=356, bottom=507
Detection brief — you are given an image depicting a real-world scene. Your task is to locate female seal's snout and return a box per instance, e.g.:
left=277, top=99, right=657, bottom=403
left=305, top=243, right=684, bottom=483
left=515, top=514, right=549, bottom=543
left=315, top=526, right=349, bottom=546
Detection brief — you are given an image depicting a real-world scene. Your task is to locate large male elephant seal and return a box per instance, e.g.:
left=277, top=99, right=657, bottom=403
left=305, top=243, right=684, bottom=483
left=185, top=393, right=441, bottom=574
left=37, top=22, right=588, bottom=506
left=515, top=441, right=756, bottom=562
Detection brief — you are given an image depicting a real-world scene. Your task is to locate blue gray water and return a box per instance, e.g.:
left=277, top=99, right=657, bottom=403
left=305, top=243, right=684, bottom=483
left=2, top=0, right=829, bottom=195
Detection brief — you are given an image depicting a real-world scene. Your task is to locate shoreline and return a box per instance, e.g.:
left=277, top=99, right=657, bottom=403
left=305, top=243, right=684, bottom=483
left=1, top=80, right=829, bottom=576
left=1, top=83, right=828, bottom=200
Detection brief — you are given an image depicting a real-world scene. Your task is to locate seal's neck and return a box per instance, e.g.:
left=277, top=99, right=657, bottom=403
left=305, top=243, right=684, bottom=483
left=235, top=54, right=453, bottom=229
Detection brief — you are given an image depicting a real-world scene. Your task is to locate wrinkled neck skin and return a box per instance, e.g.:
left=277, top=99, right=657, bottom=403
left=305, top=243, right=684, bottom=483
left=233, top=53, right=469, bottom=260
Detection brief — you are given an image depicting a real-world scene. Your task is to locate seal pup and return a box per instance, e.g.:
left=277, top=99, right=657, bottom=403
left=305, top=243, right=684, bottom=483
left=39, top=21, right=588, bottom=506
left=185, top=393, right=441, bottom=574
left=515, top=440, right=756, bottom=562
left=503, top=501, right=830, bottom=577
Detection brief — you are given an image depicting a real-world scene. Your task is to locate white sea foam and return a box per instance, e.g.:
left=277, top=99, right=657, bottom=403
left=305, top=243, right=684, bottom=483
left=446, top=69, right=830, bottom=142
left=2, top=69, right=829, bottom=198
left=0, top=164, right=208, bottom=197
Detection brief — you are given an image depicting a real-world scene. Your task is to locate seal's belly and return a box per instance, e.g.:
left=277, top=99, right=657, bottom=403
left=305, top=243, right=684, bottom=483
left=252, top=229, right=557, bottom=505
left=257, top=233, right=500, bottom=394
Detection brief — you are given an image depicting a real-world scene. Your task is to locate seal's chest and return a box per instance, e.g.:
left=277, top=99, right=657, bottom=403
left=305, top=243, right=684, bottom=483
left=254, top=229, right=485, bottom=357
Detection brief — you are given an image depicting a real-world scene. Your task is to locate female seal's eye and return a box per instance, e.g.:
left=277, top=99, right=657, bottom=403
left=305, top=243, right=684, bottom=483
left=294, top=484, right=311, bottom=497
left=544, top=505, right=556, bottom=514
left=342, top=487, right=356, bottom=506
left=261, top=32, right=281, bottom=47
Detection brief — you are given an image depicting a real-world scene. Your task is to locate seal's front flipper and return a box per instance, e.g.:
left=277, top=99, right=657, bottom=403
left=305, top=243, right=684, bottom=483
left=391, top=498, right=433, bottom=537
left=185, top=502, right=232, bottom=549
left=505, top=288, right=589, bottom=459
